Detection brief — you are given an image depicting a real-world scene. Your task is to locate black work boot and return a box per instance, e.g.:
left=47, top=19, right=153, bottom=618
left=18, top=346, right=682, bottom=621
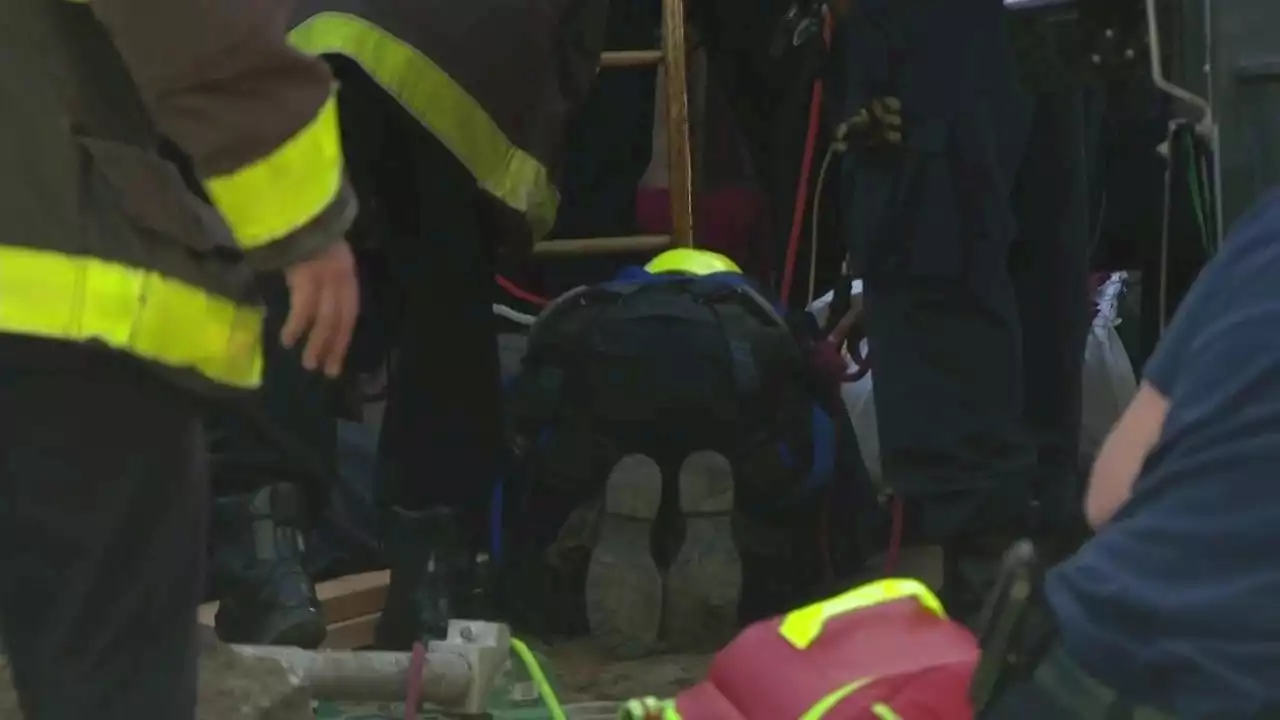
left=374, top=506, right=476, bottom=649
left=942, top=536, right=1016, bottom=629
left=211, top=483, right=327, bottom=647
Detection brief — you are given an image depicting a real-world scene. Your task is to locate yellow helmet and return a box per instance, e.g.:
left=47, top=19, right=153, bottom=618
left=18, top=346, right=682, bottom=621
left=644, top=248, right=742, bottom=276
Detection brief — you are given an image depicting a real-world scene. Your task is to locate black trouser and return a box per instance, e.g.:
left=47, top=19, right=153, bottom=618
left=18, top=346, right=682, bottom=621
left=853, top=87, right=1096, bottom=542
left=206, top=274, right=336, bottom=510
left=0, top=338, right=206, bottom=719
left=544, top=0, right=661, bottom=289
left=335, top=63, right=504, bottom=517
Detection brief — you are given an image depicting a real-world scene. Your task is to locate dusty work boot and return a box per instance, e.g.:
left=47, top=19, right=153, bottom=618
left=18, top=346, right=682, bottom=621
left=374, top=506, right=475, bottom=649
left=585, top=454, right=664, bottom=659
left=663, top=450, right=742, bottom=652
left=211, top=483, right=327, bottom=647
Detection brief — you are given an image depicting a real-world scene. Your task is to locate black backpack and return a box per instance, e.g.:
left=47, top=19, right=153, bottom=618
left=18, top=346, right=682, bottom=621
left=494, top=275, right=874, bottom=633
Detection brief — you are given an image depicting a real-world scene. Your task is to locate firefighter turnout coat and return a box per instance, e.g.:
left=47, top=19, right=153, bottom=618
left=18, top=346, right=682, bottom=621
left=288, top=0, right=609, bottom=242
left=0, top=0, right=356, bottom=391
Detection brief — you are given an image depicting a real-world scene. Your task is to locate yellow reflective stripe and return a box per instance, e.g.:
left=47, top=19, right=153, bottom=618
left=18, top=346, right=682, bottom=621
left=798, top=677, right=875, bottom=720
left=288, top=12, right=559, bottom=239
left=872, top=703, right=904, bottom=720
left=0, top=245, right=263, bottom=388
left=779, top=578, right=946, bottom=649
left=203, top=93, right=344, bottom=250
left=622, top=698, right=649, bottom=718
left=620, top=696, right=678, bottom=720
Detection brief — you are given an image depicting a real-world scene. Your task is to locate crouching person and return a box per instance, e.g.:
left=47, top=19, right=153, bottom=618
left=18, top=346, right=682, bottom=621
left=503, top=249, right=876, bottom=657
left=983, top=189, right=1280, bottom=718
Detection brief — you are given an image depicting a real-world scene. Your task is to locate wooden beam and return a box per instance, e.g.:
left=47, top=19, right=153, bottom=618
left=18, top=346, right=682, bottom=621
left=661, top=0, right=695, bottom=246
left=600, top=49, right=663, bottom=67
left=320, top=613, right=381, bottom=650
left=532, top=234, right=672, bottom=256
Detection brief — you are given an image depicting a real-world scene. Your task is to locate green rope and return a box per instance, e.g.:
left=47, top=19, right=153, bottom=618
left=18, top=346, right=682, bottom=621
left=510, top=636, right=568, bottom=720
left=1183, top=130, right=1214, bottom=256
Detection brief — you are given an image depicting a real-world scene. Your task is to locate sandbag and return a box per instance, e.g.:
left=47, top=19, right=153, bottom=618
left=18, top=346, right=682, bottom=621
left=808, top=280, right=882, bottom=486
left=1079, top=272, right=1138, bottom=469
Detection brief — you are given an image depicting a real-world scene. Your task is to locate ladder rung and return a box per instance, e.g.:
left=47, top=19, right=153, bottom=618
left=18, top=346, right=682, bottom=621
left=532, top=234, right=672, bottom=256
left=600, top=49, right=663, bottom=68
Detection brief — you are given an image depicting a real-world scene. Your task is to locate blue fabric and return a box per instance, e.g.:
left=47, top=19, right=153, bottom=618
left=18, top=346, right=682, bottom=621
left=776, top=403, right=838, bottom=505
left=1046, top=188, right=1280, bottom=717
left=808, top=404, right=836, bottom=490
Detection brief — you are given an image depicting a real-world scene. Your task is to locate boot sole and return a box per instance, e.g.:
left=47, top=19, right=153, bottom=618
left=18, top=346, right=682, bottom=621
left=585, top=454, right=663, bottom=659
left=664, top=450, right=741, bottom=652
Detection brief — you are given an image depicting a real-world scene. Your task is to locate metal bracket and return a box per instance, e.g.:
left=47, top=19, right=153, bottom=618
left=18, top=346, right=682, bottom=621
left=229, top=620, right=513, bottom=717
left=1146, top=0, right=1215, bottom=141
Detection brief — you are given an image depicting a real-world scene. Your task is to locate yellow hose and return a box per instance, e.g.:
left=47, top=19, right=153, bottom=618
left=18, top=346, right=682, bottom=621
left=510, top=636, right=568, bottom=720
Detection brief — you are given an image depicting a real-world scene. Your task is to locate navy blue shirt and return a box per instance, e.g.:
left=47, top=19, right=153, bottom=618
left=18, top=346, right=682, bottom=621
left=1047, top=188, right=1280, bottom=717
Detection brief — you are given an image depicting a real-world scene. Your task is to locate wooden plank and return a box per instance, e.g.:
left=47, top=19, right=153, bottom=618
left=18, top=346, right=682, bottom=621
left=320, top=612, right=381, bottom=650
left=198, top=570, right=390, bottom=628
left=661, top=0, right=695, bottom=246
left=317, top=570, right=390, bottom=624
left=600, top=49, right=663, bottom=67
left=532, top=234, right=672, bottom=256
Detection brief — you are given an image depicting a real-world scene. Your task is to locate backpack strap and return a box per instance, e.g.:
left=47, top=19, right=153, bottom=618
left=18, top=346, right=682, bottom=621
left=510, top=281, right=645, bottom=443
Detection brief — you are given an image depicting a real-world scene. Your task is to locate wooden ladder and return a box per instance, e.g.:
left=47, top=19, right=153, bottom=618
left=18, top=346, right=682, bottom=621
left=532, top=0, right=694, bottom=256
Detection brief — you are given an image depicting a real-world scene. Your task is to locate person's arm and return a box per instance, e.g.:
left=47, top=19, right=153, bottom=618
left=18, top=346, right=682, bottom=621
left=1084, top=381, right=1169, bottom=527
left=89, top=0, right=355, bottom=271
left=1085, top=275, right=1280, bottom=532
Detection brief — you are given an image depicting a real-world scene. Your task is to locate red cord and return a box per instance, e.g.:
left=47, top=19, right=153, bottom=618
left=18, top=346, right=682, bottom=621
left=403, top=641, right=427, bottom=720
left=779, top=11, right=833, bottom=308
left=496, top=274, right=549, bottom=306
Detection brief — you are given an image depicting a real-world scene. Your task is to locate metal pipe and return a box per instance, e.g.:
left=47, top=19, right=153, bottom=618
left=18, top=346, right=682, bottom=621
left=230, top=646, right=471, bottom=704
left=1146, top=0, right=1214, bottom=133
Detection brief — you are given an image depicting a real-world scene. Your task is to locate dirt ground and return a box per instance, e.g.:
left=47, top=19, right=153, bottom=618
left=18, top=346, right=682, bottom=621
left=529, top=637, right=711, bottom=703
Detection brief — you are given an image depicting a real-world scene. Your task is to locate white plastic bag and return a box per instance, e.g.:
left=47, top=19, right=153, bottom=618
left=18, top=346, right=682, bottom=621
left=809, top=281, right=883, bottom=486
left=1079, top=272, right=1138, bottom=470
left=808, top=273, right=1139, bottom=484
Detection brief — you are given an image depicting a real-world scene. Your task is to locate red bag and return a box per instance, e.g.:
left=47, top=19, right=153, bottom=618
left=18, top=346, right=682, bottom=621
left=657, top=579, right=978, bottom=719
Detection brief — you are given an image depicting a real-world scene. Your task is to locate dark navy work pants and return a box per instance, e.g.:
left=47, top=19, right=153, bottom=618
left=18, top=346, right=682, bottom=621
left=844, top=4, right=1097, bottom=542
left=333, top=64, right=504, bottom=517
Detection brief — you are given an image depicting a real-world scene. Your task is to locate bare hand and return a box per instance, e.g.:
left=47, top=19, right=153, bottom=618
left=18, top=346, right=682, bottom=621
left=280, top=240, right=359, bottom=378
